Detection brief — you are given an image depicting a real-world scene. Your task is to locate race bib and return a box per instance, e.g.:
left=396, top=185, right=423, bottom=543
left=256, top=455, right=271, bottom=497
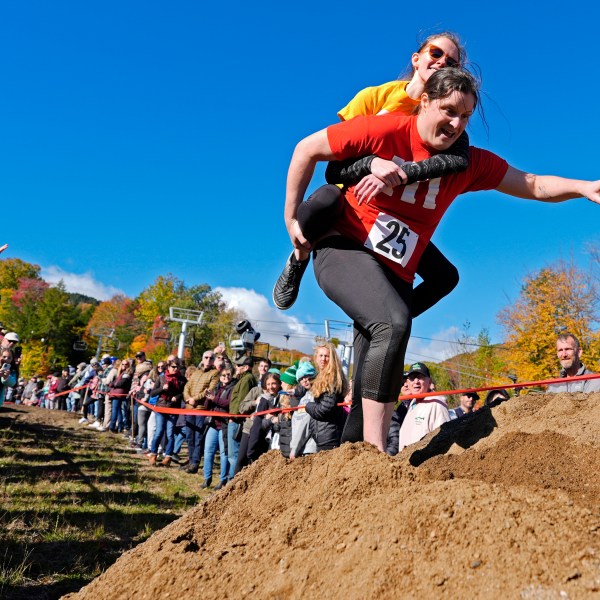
left=364, top=212, right=418, bottom=266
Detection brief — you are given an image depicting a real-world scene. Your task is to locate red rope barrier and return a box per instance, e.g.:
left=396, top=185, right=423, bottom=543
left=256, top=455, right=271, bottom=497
left=134, top=372, right=600, bottom=418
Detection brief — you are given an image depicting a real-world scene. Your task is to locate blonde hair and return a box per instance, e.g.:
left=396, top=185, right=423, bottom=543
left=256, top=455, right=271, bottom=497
left=279, top=392, right=293, bottom=421
left=311, top=343, right=348, bottom=398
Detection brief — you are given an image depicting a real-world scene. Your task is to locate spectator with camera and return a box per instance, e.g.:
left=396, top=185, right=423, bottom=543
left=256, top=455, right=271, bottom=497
left=181, top=349, right=220, bottom=474
left=0, top=348, right=17, bottom=408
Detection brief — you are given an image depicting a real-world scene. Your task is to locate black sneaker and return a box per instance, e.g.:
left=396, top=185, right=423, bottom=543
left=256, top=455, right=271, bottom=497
left=273, top=252, right=309, bottom=310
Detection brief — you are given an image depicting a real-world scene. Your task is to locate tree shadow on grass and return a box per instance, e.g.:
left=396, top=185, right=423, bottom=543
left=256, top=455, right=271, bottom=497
left=0, top=514, right=181, bottom=600
left=0, top=407, right=200, bottom=599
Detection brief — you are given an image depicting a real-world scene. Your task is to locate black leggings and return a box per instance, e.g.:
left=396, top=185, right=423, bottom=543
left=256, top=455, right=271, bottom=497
left=299, top=184, right=459, bottom=318
left=313, top=236, right=412, bottom=441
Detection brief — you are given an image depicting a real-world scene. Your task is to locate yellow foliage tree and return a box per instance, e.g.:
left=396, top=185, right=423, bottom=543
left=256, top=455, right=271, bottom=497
left=130, top=334, right=149, bottom=356
left=498, top=261, right=599, bottom=382
left=20, top=340, right=52, bottom=378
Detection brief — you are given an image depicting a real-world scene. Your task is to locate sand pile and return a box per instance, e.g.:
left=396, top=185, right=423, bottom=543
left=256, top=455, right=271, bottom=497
left=64, top=392, right=600, bottom=599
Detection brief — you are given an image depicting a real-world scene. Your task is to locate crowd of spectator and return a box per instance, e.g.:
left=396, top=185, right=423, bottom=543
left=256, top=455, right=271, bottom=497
left=3, top=330, right=599, bottom=489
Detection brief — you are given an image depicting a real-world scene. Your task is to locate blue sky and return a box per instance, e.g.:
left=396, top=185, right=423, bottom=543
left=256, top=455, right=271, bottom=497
left=2, top=1, right=599, bottom=363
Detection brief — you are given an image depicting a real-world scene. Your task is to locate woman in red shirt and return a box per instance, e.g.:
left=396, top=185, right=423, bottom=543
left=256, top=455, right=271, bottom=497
left=283, top=67, right=600, bottom=452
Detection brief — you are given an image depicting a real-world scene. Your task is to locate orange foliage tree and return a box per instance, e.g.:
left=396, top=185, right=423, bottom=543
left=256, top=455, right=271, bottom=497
left=84, top=295, right=144, bottom=358
left=498, top=261, right=599, bottom=382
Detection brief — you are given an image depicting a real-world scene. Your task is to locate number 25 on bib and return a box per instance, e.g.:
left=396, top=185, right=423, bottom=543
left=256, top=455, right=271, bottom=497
left=364, top=212, right=418, bottom=267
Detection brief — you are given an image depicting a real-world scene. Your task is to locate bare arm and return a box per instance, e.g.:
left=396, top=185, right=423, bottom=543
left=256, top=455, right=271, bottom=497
left=284, top=129, right=336, bottom=249
left=496, top=166, right=600, bottom=204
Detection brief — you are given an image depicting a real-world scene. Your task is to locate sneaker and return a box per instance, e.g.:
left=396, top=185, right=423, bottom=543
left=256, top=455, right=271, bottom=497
left=273, top=252, right=310, bottom=310
left=97, top=426, right=107, bottom=432
left=78, top=417, right=88, bottom=424
left=88, top=421, right=99, bottom=428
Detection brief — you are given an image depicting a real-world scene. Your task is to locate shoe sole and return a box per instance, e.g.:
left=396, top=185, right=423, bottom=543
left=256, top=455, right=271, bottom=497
left=272, top=252, right=309, bottom=311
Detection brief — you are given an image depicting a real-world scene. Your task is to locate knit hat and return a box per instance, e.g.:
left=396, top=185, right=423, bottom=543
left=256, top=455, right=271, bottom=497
left=280, top=364, right=298, bottom=386
left=296, top=362, right=317, bottom=380
left=268, top=367, right=281, bottom=374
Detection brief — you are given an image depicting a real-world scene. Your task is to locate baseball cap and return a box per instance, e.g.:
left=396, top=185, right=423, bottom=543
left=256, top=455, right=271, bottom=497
left=461, top=391, right=480, bottom=401
left=5, top=332, right=19, bottom=343
left=234, top=356, right=254, bottom=367
left=406, top=362, right=431, bottom=378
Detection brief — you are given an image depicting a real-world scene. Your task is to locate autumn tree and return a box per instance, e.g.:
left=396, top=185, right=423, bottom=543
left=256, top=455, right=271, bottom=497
left=498, top=261, right=599, bottom=382
left=134, top=275, right=242, bottom=363
left=85, top=294, right=144, bottom=357
left=0, top=258, right=41, bottom=290
left=1, top=278, right=90, bottom=370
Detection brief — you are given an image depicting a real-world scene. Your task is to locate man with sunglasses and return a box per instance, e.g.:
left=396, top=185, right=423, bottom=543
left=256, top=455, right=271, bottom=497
left=181, top=350, right=220, bottom=473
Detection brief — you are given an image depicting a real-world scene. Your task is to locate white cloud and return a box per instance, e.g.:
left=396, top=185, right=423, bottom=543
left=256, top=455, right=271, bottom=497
left=215, top=287, right=321, bottom=354
left=217, top=287, right=467, bottom=366
left=406, top=326, right=462, bottom=364
left=41, top=266, right=124, bottom=301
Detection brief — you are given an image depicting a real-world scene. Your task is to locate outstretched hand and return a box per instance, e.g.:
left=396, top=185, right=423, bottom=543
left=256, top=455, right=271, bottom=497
left=582, top=181, right=600, bottom=205
left=0, top=244, right=8, bottom=254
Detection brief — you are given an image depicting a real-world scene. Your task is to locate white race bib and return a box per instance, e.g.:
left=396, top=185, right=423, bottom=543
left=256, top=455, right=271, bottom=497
left=364, top=212, right=418, bottom=267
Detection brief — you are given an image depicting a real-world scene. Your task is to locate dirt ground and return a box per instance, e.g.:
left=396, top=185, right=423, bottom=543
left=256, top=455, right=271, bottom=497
left=64, top=392, right=600, bottom=599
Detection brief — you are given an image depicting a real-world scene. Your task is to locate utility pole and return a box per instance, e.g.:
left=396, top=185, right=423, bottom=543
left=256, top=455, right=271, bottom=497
left=324, top=319, right=353, bottom=378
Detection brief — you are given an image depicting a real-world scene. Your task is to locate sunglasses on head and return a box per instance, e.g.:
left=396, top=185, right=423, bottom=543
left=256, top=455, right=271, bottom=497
left=428, top=45, right=459, bottom=68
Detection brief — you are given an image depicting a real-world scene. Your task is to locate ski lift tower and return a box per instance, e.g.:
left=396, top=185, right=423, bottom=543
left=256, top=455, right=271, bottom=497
left=90, top=328, right=115, bottom=360
left=169, top=307, right=204, bottom=360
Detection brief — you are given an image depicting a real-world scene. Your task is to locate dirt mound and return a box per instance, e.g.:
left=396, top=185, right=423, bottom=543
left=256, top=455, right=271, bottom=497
left=64, top=393, right=600, bottom=599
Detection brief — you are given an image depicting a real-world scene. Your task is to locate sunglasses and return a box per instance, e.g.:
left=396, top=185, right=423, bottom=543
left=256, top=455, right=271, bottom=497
left=168, top=364, right=178, bottom=369
left=428, top=45, right=459, bottom=68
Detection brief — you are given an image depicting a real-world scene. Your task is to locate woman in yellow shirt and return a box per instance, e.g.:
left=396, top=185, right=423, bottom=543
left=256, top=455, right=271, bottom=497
left=273, top=32, right=469, bottom=318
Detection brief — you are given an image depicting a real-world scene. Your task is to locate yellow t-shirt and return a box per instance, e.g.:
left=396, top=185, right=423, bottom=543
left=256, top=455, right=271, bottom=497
left=337, top=80, right=420, bottom=121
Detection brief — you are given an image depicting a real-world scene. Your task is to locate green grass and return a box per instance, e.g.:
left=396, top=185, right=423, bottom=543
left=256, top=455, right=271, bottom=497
left=0, top=405, right=213, bottom=600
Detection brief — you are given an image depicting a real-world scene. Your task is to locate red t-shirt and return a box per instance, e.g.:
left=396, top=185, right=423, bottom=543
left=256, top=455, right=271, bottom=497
left=327, top=113, right=509, bottom=283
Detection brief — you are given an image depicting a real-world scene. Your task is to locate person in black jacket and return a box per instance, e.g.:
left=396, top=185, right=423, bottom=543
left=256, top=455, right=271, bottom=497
left=246, top=373, right=282, bottom=462
left=305, top=343, right=348, bottom=452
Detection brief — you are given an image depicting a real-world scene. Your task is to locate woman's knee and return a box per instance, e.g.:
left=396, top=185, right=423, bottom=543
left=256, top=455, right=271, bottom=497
left=297, top=185, right=342, bottom=241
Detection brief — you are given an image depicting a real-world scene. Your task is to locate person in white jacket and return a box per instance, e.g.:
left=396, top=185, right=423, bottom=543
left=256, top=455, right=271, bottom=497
left=398, top=362, right=450, bottom=451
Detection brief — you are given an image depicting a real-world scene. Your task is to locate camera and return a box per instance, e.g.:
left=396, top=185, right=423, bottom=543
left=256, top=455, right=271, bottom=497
left=230, top=320, right=260, bottom=352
